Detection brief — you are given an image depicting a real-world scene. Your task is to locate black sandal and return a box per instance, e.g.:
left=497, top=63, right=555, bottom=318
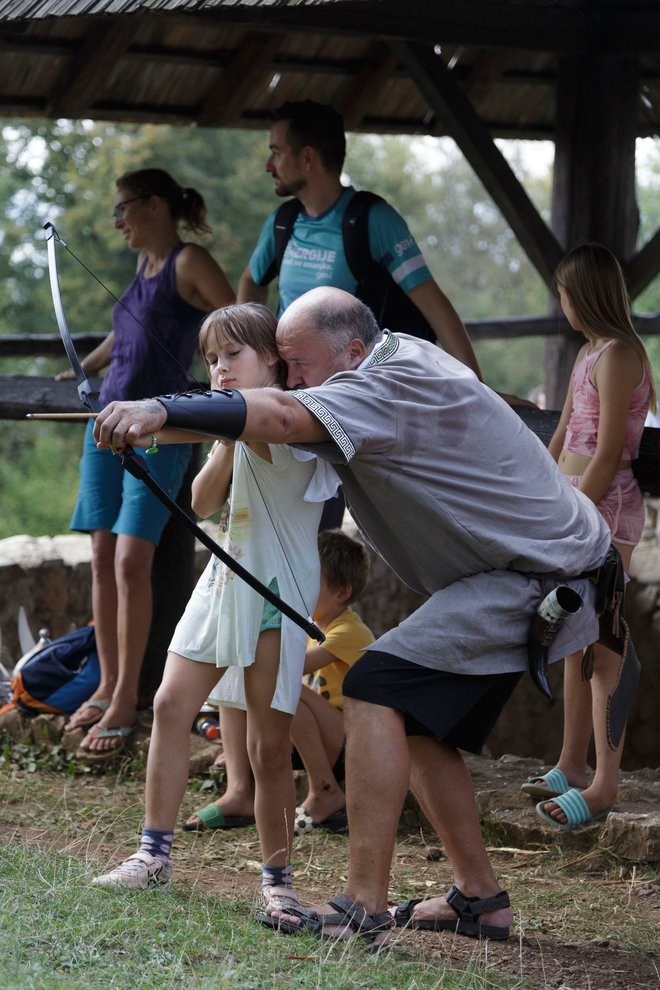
left=261, top=891, right=394, bottom=948
left=393, top=885, right=510, bottom=940
left=315, top=893, right=395, bottom=946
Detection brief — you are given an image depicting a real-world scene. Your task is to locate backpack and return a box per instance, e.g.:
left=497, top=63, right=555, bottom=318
left=0, top=625, right=99, bottom=718
left=270, top=191, right=435, bottom=341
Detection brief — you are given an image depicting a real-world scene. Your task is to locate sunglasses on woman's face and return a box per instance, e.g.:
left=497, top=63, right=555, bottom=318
left=112, top=195, right=148, bottom=221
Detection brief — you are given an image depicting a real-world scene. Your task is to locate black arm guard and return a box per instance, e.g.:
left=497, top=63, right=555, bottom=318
left=156, top=388, right=247, bottom=441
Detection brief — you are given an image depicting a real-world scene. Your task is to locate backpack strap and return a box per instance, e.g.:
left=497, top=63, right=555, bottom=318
left=343, top=190, right=397, bottom=327
left=258, top=198, right=304, bottom=286
left=341, top=190, right=383, bottom=283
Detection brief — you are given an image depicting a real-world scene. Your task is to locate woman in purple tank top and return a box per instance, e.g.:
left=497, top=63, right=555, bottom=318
left=522, top=244, right=656, bottom=830
left=60, top=169, right=234, bottom=757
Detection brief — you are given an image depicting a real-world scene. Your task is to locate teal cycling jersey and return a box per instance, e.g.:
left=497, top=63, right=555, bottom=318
left=249, top=186, right=432, bottom=314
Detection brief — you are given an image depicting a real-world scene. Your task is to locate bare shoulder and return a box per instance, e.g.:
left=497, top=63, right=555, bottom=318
left=600, top=339, right=642, bottom=371
left=176, top=243, right=212, bottom=269
left=596, top=339, right=644, bottom=387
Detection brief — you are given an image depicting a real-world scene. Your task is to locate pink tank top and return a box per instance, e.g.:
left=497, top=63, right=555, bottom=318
left=564, top=340, right=651, bottom=460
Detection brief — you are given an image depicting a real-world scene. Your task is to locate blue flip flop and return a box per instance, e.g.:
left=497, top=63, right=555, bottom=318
left=521, top=766, right=572, bottom=798
left=536, top=788, right=611, bottom=830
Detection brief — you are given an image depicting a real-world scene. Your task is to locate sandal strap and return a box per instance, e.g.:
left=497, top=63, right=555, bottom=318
left=262, top=885, right=302, bottom=913
left=528, top=767, right=570, bottom=792
left=546, top=787, right=591, bottom=826
left=194, top=803, right=225, bottom=828
left=327, top=892, right=395, bottom=934
left=445, top=885, right=510, bottom=921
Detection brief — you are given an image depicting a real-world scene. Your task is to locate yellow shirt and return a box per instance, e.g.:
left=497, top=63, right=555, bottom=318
left=305, top=607, right=375, bottom=710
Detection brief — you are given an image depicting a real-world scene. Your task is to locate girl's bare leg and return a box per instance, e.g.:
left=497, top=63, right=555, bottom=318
left=552, top=650, right=592, bottom=789
left=145, top=653, right=223, bottom=829
left=244, top=630, right=295, bottom=869
left=543, top=540, right=633, bottom=823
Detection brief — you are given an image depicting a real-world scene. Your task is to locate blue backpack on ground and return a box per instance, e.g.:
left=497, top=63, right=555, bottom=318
left=1, top=625, right=99, bottom=717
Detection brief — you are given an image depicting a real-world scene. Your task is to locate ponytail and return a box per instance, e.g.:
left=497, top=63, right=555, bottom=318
left=116, top=169, right=211, bottom=236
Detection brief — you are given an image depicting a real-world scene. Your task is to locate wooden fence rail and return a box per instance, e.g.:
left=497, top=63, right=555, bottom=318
left=1, top=309, right=660, bottom=357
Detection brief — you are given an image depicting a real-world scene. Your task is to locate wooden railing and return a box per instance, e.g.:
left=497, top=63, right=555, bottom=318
left=2, top=326, right=659, bottom=493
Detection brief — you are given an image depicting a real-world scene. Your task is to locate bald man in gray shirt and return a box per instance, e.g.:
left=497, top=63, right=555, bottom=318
left=95, top=288, right=615, bottom=947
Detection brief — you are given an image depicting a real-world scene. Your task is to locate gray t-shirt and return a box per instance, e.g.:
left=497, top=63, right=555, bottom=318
left=292, top=332, right=611, bottom=674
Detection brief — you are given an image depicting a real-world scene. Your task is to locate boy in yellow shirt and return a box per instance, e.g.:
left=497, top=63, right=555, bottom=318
left=293, top=530, right=374, bottom=833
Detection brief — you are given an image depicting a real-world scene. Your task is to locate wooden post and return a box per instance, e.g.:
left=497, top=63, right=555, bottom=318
left=546, top=53, right=640, bottom=409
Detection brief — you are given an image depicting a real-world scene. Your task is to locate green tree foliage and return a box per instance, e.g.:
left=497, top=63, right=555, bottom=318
left=345, top=135, right=551, bottom=394
left=633, top=138, right=660, bottom=380
left=0, top=422, right=84, bottom=538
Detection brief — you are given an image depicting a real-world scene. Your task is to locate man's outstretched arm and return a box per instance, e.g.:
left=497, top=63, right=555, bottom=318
left=93, top=389, right=329, bottom=451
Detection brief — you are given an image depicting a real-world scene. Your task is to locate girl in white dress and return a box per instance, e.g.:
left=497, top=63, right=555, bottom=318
left=92, top=304, right=324, bottom=917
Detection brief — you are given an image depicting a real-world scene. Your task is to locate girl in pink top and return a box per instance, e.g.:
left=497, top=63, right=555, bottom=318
left=524, top=243, right=656, bottom=829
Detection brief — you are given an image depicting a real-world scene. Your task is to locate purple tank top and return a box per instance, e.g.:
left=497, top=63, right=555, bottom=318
left=99, top=243, right=206, bottom=403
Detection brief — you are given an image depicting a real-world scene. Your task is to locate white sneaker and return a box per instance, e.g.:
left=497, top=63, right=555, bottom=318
left=91, top=851, right=172, bottom=890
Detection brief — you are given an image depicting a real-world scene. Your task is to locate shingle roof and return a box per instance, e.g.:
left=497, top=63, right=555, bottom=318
left=1, top=1, right=659, bottom=138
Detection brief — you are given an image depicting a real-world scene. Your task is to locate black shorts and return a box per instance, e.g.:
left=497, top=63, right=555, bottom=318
left=342, top=650, right=522, bottom=755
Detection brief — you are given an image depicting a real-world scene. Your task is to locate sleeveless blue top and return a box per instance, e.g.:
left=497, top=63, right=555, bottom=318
left=99, top=243, right=206, bottom=403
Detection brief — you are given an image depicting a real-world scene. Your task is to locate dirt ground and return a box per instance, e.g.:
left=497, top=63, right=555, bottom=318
left=1, top=759, right=659, bottom=990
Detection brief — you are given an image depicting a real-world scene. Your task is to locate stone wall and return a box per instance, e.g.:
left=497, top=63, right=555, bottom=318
left=1, top=506, right=659, bottom=768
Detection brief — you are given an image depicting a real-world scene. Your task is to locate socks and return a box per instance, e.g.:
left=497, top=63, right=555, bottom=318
left=140, top=827, right=173, bottom=863
left=261, top=863, right=293, bottom=890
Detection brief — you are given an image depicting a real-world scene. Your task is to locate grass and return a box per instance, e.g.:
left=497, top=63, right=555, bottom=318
left=0, top=844, right=520, bottom=990
left=1, top=761, right=658, bottom=990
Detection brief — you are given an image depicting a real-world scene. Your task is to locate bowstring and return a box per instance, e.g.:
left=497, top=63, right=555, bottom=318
left=242, top=447, right=316, bottom=623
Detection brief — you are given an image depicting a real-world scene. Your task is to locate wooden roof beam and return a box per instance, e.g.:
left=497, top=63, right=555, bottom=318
left=390, top=40, right=563, bottom=289
left=462, top=49, right=507, bottom=105
left=340, top=44, right=400, bottom=132
left=197, top=32, right=282, bottom=128
left=46, top=20, right=135, bottom=119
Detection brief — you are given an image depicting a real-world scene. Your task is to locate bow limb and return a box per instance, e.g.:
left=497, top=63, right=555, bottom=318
left=44, top=222, right=101, bottom=412
left=42, top=221, right=325, bottom=644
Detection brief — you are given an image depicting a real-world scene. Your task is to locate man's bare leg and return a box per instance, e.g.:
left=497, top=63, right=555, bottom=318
left=403, top=736, right=512, bottom=930
left=266, top=697, right=409, bottom=925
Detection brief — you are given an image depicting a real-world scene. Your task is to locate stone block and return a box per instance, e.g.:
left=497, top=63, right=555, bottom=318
left=30, top=714, right=66, bottom=746
left=602, top=811, right=660, bottom=862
